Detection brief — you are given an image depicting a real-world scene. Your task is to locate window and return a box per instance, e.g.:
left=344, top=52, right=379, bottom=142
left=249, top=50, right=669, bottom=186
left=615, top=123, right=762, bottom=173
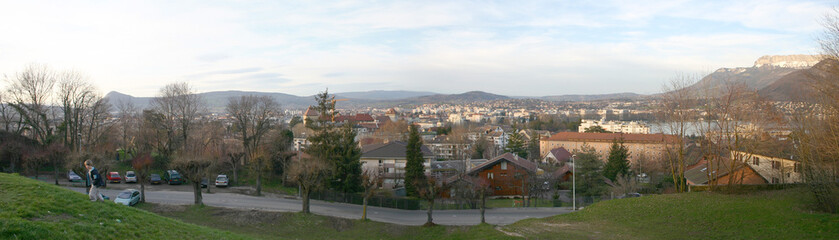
left=501, top=161, right=507, bottom=170
left=488, top=173, right=494, bottom=179
left=772, top=177, right=779, bottom=184
left=794, top=163, right=801, bottom=173
left=752, top=157, right=759, bottom=166
left=772, top=161, right=780, bottom=170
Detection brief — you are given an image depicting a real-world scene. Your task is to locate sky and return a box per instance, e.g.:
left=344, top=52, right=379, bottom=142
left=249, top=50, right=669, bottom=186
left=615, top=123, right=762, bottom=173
left=0, top=0, right=833, bottom=97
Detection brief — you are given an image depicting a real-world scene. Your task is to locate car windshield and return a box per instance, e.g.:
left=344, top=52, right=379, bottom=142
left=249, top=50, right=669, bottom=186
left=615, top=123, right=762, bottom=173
left=151, top=175, right=161, bottom=180
left=111, top=173, right=119, bottom=177
left=171, top=173, right=180, bottom=178
left=127, top=173, right=135, bottom=177
left=217, top=177, right=228, bottom=181
left=118, top=192, right=132, bottom=199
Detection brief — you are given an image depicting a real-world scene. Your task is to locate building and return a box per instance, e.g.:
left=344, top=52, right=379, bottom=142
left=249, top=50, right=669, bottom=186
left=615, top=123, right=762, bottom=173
left=685, top=151, right=802, bottom=185
left=360, top=141, right=435, bottom=189
left=302, top=106, right=319, bottom=125
left=578, top=119, right=651, bottom=134
left=539, top=132, right=679, bottom=165
left=462, top=153, right=539, bottom=196
left=542, top=147, right=572, bottom=165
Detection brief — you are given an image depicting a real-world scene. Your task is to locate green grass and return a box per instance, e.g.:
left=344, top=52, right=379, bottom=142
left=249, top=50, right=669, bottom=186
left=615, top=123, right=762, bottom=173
left=0, top=173, right=248, bottom=239
left=502, top=189, right=839, bottom=239
left=239, top=175, right=299, bottom=195
left=137, top=203, right=516, bottom=240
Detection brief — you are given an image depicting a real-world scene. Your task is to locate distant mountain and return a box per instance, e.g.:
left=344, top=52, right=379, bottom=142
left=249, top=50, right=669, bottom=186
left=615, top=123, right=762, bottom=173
left=758, top=58, right=839, bottom=101
left=683, top=54, right=822, bottom=96
left=405, top=91, right=509, bottom=104
left=104, top=90, right=316, bottom=111
left=334, top=90, right=437, bottom=100
left=540, top=92, right=643, bottom=102
left=104, top=91, right=153, bottom=109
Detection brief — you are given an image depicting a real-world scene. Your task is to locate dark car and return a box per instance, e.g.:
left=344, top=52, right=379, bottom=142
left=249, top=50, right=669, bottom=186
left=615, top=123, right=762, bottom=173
left=150, top=174, right=163, bottom=185
left=200, top=178, right=208, bottom=188
left=164, top=170, right=183, bottom=185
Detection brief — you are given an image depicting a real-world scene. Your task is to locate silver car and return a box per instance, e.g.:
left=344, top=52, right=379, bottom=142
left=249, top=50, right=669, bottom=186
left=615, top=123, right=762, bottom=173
left=67, top=171, right=82, bottom=182
left=114, top=189, right=141, bottom=206
left=124, top=171, right=137, bottom=183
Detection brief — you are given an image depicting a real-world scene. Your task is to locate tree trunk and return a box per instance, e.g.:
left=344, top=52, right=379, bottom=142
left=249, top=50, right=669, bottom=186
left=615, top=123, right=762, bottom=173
left=302, top=189, right=311, bottom=213
left=362, top=196, right=369, bottom=220
left=426, top=199, right=434, bottom=225
left=480, top=192, right=486, bottom=224
left=193, top=181, right=203, bottom=205
left=140, top=181, right=146, bottom=203
left=53, top=161, right=59, bottom=185
left=256, top=169, right=262, bottom=196
left=232, top=165, right=239, bottom=186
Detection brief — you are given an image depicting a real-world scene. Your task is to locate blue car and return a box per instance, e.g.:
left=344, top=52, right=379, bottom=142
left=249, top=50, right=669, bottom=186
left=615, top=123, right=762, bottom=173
left=114, top=189, right=141, bottom=206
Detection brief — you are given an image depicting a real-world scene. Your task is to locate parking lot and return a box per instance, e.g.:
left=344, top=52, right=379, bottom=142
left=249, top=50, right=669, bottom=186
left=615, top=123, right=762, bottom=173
left=39, top=173, right=255, bottom=195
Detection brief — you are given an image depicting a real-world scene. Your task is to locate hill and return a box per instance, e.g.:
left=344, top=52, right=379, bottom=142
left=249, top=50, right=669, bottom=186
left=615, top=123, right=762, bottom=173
left=758, top=58, right=839, bottom=101
left=682, top=55, right=821, bottom=97
left=0, top=173, right=247, bottom=239
left=333, top=90, right=438, bottom=100
left=501, top=188, right=839, bottom=239
left=540, top=92, right=643, bottom=102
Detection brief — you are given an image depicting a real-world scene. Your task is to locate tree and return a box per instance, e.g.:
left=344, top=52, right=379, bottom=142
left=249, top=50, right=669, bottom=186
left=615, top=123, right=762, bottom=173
left=361, top=169, right=382, bottom=220
left=329, top=124, right=362, bottom=193
left=504, top=130, right=528, bottom=159
left=469, top=176, right=492, bottom=224
left=603, top=138, right=630, bottom=181
left=471, top=136, right=488, bottom=159
left=658, top=74, right=696, bottom=193
left=171, top=154, right=212, bottom=205
left=56, top=70, right=96, bottom=152
left=151, top=82, right=204, bottom=155
left=584, top=126, right=610, bottom=133
left=405, top=125, right=426, bottom=197
left=287, top=154, right=330, bottom=213
left=131, top=153, right=154, bottom=203
left=6, top=63, right=57, bottom=144
left=575, top=144, right=605, bottom=199
left=115, top=100, right=139, bottom=152
left=226, top=95, right=281, bottom=195
left=527, top=131, right=541, bottom=161
left=416, top=177, right=448, bottom=226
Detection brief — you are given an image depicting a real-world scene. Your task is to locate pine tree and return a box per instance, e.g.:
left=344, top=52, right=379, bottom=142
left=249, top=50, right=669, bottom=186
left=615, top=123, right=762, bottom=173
left=505, top=130, right=528, bottom=158
left=330, top=124, right=363, bottom=193
left=304, top=90, right=362, bottom=193
left=405, top=125, right=426, bottom=197
left=603, top=138, right=630, bottom=181
left=575, top=144, right=605, bottom=197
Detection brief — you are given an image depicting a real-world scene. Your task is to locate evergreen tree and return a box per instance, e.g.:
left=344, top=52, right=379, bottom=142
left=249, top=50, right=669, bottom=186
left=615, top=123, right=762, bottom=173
left=405, top=125, right=426, bottom=197
left=603, top=138, right=630, bottom=181
left=330, top=124, right=363, bottom=193
left=505, top=130, right=528, bottom=158
left=575, top=144, right=605, bottom=197
left=527, top=132, right=541, bottom=161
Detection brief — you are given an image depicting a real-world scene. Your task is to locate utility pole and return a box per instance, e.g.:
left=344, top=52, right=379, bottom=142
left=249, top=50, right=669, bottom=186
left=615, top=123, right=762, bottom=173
left=572, top=154, right=576, bottom=211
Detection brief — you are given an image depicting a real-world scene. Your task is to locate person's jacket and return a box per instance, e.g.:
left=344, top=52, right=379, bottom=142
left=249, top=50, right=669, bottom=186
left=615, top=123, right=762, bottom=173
left=89, top=167, right=104, bottom=187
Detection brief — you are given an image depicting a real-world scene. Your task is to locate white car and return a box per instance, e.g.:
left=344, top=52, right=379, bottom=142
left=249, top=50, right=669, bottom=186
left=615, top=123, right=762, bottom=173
left=67, top=171, right=82, bottom=182
left=124, top=171, right=137, bottom=183
left=215, top=174, right=229, bottom=187
left=114, top=189, right=141, bottom=206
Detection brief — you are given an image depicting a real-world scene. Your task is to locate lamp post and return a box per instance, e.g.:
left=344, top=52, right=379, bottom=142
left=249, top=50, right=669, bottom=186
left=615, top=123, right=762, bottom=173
left=572, top=154, right=576, bottom=211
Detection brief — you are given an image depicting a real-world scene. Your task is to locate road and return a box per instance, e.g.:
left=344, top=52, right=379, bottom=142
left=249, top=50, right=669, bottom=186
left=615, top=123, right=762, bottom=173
left=67, top=186, right=571, bottom=226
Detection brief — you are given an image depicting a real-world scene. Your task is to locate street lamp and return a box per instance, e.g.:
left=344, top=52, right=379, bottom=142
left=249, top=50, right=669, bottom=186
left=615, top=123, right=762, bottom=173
left=572, top=154, right=576, bottom=211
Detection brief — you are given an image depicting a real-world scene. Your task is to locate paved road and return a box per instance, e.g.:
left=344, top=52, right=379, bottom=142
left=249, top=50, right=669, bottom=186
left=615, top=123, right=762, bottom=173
left=68, top=187, right=571, bottom=226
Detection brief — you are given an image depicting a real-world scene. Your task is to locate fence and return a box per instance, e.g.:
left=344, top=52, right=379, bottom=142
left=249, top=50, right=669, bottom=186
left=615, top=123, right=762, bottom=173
left=310, top=190, right=421, bottom=210
left=688, top=183, right=804, bottom=193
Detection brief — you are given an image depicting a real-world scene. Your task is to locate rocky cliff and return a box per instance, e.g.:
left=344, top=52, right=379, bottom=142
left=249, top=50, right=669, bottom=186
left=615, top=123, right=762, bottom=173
left=753, top=55, right=824, bottom=69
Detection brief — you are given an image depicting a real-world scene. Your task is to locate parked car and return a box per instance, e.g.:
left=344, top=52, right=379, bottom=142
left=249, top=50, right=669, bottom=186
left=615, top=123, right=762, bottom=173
left=124, top=171, right=137, bottom=183
left=114, top=189, right=141, bottom=206
left=149, top=174, right=163, bottom=185
left=215, top=174, right=229, bottom=187
left=67, top=171, right=82, bottom=182
left=106, top=172, right=122, bottom=183
left=201, top=178, right=208, bottom=188
left=164, top=170, right=183, bottom=185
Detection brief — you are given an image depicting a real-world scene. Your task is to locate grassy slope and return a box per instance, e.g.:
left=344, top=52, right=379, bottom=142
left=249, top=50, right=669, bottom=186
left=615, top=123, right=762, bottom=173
left=503, top=189, right=839, bottom=239
left=138, top=203, right=515, bottom=240
left=0, top=173, right=247, bottom=239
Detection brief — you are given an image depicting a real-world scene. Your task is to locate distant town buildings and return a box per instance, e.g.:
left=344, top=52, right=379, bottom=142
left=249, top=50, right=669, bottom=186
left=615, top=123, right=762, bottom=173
left=578, top=118, right=650, bottom=134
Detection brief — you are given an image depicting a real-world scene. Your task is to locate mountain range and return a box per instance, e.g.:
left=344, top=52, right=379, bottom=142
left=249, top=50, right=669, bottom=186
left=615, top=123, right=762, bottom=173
left=104, top=54, right=834, bottom=111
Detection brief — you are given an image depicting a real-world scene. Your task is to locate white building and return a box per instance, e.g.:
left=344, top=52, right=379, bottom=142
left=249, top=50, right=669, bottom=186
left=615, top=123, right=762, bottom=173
left=578, top=118, right=651, bottom=134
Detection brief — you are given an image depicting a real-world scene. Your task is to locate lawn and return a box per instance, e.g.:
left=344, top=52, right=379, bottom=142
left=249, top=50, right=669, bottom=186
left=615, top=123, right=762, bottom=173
left=0, top=173, right=248, bottom=239
left=137, top=203, right=516, bottom=240
left=501, top=188, right=839, bottom=239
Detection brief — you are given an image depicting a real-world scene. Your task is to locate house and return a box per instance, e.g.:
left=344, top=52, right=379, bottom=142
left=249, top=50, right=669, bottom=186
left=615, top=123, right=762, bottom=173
left=302, top=106, right=319, bottom=125
left=542, top=147, right=572, bottom=165
left=360, top=141, right=435, bottom=189
left=685, top=151, right=803, bottom=186
left=463, top=153, right=539, bottom=196
left=429, top=159, right=488, bottom=180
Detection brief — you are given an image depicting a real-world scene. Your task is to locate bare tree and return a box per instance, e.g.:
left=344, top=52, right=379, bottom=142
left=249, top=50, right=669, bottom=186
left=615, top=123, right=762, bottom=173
left=115, top=99, right=139, bottom=152
left=56, top=70, right=96, bottom=152
left=171, top=153, right=212, bottom=205
left=657, top=75, right=697, bottom=193
left=0, top=91, right=24, bottom=133
left=467, top=176, right=492, bottom=224
left=226, top=95, right=281, bottom=195
left=361, top=169, right=382, bottom=220
left=5, top=63, right=57, bottom=144
left=151, top=82, right=204, bottom=155
left=287, top=154, right=331, bottom=213
left=131, top=153, right=154, bottom=203
left=416, top=177, right=448, bottom=226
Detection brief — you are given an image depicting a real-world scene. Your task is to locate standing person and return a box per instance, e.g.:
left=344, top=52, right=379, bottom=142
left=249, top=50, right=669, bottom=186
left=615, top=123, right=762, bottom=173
left=85, top=160, right=105, bottom=202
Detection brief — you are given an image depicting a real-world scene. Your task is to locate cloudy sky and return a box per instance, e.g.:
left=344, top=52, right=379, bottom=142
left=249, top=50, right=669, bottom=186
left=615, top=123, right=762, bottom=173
left=0, top=0, right=832, bottom=97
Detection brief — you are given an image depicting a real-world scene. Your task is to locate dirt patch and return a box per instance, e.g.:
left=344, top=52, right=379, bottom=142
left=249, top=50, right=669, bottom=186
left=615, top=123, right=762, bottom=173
left=30, top=213, right=73, bottom=222
left=147, top=204, right=188, bottom=213
left=495, top=226, right=524, bottom=238
left=540, top=222, right=572, bottom=228
left=208, top=208, right=290, bottom=226
left=326, top=216, right=355, bottom=232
